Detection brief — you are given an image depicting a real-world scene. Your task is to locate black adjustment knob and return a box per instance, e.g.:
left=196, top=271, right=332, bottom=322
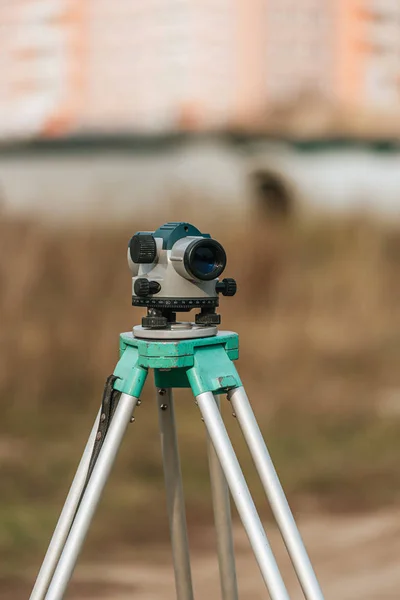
left=142, top=315, right=168, bottom=329
left=216, top=278, right=237, bottom=297
left=129, top=234, right=157, bottom=264
left=195, top=311, right=221, bottom=325
left=134, top=278, right=161, bottom=297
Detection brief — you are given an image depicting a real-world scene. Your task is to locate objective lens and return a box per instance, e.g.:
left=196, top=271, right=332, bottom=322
left=191, top=246, right=216, bottom=275
left=184, top=239, right=226, bottom=281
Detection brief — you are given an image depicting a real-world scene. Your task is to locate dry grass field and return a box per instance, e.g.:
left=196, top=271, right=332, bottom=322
left=2, top=209, right=400, bottom=596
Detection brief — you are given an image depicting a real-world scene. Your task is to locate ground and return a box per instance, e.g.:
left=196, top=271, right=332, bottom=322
left=24, top=510, right=400, bottom=599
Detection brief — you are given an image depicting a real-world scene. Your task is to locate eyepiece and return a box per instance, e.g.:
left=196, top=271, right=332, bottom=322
left=184, top=239, right=226, bottom=281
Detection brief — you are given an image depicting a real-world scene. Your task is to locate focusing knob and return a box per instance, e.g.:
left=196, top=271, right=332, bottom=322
left=134, top=278, right=161, bottom=297
left=129, top=234, right=157, bottom=264
left=216, top=278, right=237, bottom=297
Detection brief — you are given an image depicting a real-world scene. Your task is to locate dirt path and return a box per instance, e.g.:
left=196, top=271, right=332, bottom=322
left=67, top=510, right=400, bottom=599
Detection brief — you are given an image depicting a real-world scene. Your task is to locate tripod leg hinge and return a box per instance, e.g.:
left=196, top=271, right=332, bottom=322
left=113, top=346, right=148, bottom=397
left=186, top=345, right=242, bottom=396
left=152, top=345, right=241, bottom=395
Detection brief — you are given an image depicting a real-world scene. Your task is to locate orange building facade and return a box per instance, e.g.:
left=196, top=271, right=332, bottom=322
left=0, top=0, right=399, bottom=139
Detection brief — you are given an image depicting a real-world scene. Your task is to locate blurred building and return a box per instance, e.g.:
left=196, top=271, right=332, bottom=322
left=0, top=0, right=400, bottom=140
left=265, top=0, right=334, bottom=104
left=361, top=0, right=400, bottom=108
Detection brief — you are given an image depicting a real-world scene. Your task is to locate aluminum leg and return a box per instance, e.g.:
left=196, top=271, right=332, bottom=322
left=206, top=395, right=238, bottom=600
left=30, top=408, right=101, bottom=600
left=196, top=391, right=289, bottom=600
left=156, top=387, right=194, bottom=600
left=228, top=386, right=324, bottom=600
left=45, top=393, right=139, bottom=600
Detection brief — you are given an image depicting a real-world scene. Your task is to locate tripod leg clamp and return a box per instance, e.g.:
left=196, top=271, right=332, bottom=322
left=154, top=343, right=242, bottom=395
left=186, top=345, right=242, bottom=395
left=113, top=346, right=148, bottom=397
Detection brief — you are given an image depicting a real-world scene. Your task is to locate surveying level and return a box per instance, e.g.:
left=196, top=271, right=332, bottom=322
left=30, top=222, right=324, bottom=600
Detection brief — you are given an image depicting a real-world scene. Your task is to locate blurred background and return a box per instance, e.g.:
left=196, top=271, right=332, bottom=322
left=2, top=1, right=400, bottom=598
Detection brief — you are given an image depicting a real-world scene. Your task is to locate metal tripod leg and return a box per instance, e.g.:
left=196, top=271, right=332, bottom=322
left=228, top=386, right=324, bottom=600
left=206, top=395, right=238, bottom=600
left=30, top=408, right=101, bottom=600
left=45, top=393, right=140, bottom=600
left=196, top=391, right=290, bottom=600
left=156, top=387, right=194, bottom=600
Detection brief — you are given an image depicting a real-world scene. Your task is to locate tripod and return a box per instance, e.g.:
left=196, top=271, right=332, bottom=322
left=30, top=328, right=325, bottom=600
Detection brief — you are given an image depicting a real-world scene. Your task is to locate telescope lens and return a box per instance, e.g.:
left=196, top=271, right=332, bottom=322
left=192, top=246, right=216, bottom=276
left=184, top=239, right=226, bottom=281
